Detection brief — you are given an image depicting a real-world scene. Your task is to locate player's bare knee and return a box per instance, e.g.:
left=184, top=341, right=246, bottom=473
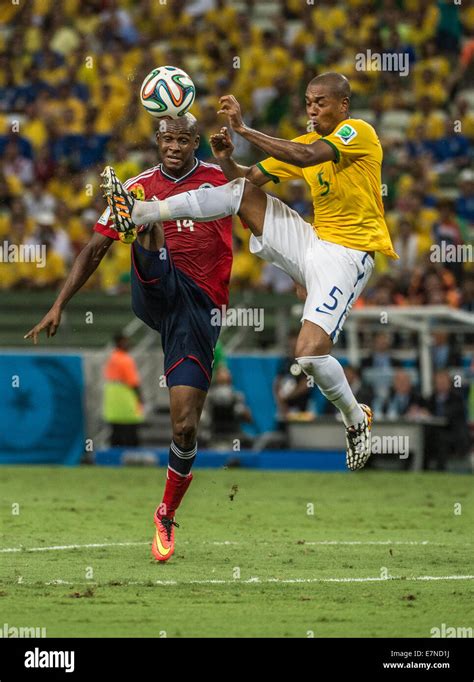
left=172, top=415, right=198, bottom=449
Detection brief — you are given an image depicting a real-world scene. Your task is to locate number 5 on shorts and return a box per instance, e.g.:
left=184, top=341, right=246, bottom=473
left=315, top=286, right=343, bottom=314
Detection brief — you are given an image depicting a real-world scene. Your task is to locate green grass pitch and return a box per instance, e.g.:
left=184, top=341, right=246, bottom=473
left=0, top=467, right=473, bottom=638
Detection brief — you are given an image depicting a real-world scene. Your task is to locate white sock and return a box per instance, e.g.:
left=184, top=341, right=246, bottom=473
left=296, top=355, right=364, bottom=427
left=131, top=177, right=246, bottom=224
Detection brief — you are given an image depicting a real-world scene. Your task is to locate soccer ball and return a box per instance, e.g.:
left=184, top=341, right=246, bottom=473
left=140, top=66, right=196, bottom=119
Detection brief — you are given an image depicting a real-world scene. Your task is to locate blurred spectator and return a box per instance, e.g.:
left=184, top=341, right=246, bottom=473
left=432, top=199, right=466, bottom=283
left=382, top=369, right=425, bottom=420
left=433, top=199, right=465, bottom=246
left=361, top=331, right=401, bottom=405
left=455, top=169, right=474, bottom=224
left=454, top=97, right=474, bottom=140
left=22, top=101, right=48, bottom=151
left=196, top=98, right=220, bottom=160
left=33, top=144, right=56, bottom=183
left=436, top=0, right=462, bottom=54
left=424, top=370, right=470, bottom=470
left=24, top=180, right=56, bottom=217
left=274, top=333, right=312, bottom=424
left=406, top=122, right=436, bottom=160
left=2, top=140, right=34, bottom=185
left=259, top=75, right=292, bottom=128
left=366, top=274, right=406, bottom=306
left=431, top=330, right=462, bottom=371
left=393, top=217, right=422, bottom=272
left=431, top=119, right=470, bottom=170
left=407, top=265, right=461, bottom=307
left=414, top=68, right=446, bottom=107
left=407, top=96, right=445, bottom=141
left=204, top=366, right=253, bottom=446
left=460, top=273, right=474, bottom=313
left=26, top=211, right=72, bottom=265
left=102, top=333, right=144, bottom=447
left=361, top=331, right=401, bottom=372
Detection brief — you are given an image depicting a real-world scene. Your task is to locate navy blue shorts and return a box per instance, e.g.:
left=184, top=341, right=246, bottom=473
left=130, top=241, right=220, bottom=392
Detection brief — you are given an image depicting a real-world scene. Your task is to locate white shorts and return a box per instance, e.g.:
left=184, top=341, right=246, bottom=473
left=249, top=194, right=375, bottom=343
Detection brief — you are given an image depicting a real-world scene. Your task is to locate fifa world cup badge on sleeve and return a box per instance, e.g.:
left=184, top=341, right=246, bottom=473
left=335, top=124, right=358, bottom=144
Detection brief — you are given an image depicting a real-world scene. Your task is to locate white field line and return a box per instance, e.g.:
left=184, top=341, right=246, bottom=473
left=34, top=575, right=474, bottom=587
left=304, top=541, right=432, bottom=545
left=0, top=542, right=149, bottom=553
left=0, top=539, right=464, bottom=554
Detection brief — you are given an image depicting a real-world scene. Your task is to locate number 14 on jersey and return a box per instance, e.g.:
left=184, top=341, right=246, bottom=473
left=176, top=219, right=194, bottom=232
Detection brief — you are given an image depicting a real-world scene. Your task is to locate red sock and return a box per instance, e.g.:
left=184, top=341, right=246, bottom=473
left=158, top=468, right=193, bottom=519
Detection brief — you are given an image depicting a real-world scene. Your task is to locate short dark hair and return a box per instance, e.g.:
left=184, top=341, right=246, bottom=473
left=308, top=72, right=351, bottom=101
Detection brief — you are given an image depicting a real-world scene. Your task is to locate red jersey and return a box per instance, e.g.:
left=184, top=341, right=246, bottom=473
left=94, top=159, right=233, bottom=307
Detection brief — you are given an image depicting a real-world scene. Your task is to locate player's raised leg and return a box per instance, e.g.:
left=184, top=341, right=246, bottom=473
left=100, top=165, right=268, bottom=238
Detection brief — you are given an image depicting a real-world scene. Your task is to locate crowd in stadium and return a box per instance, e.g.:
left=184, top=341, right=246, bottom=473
left=1, top=0, right=473, bottom=303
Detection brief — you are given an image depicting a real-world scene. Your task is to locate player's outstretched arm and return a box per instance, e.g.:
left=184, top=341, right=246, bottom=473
left=24, top=231, right=114, bottom=344
left=218, top=95, right=336, bottom=168
left=210, top=126, right=269, bottom=186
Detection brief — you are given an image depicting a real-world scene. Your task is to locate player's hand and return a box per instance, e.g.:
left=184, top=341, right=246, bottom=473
left=24, top=305, right=62, bottom=344
left=217, top=95, right=245, bottom=133
left=210, top=127, right=234, bottom=160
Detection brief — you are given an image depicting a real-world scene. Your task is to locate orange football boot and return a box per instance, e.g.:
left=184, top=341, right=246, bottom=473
left=152, top=512, right=180, bottom=562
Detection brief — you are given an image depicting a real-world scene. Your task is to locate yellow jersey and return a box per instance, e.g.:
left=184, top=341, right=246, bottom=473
left=257, top=118, right=398, bottom=258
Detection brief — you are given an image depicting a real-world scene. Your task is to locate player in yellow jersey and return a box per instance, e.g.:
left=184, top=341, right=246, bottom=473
left=101, top=73, right=398, bottom=470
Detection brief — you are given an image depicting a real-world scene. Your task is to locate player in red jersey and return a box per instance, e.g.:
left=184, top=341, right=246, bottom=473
left=25, top=114, right=233, bottom=562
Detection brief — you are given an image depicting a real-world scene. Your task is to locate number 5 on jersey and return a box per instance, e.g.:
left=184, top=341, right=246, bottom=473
left=317, top=171, right=330, bottom=196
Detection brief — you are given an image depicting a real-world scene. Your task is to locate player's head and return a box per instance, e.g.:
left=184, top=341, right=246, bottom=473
left=305, top=72, right=351, bottom=136
left=155, top=113, right=200, bottom=175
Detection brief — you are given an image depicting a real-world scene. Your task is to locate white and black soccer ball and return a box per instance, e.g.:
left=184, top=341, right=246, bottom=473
left=140, top=66, right=196, bottom=119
